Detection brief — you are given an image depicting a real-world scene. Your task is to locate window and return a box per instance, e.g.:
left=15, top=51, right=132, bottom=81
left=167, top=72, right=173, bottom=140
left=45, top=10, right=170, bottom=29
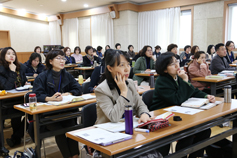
left=228, top=4, right=237, bottom=47
left=179, top=10, right=192, bottom=49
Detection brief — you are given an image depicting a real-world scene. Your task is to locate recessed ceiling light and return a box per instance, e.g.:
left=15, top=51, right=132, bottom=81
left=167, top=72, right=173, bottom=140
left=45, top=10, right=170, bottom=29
left=18, top=9, right=26, bottom=16
left=84, top=4, right=88, bottom=8
left=61, top=0, right=67, bottom=2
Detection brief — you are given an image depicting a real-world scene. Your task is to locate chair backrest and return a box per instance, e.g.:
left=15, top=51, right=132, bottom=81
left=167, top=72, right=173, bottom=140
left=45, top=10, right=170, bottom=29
left=142, top=90, right=154, bottom=109
left=82, top=81, right=90, bottom=94
left=129, top=67, right=134, bottom=79
left=81, top=103, right=97, bottom=127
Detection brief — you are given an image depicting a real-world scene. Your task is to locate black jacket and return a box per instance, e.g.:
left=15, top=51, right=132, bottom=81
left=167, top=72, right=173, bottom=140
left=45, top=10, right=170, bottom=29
left=24, top=60, right=45, bottom=76
left=32, top=69, right=82, bottom=102
left=83, top=56, right=101, bottom=67
left=0, top=64, right=27, bottom=90
left=88, top=65, right=105, bottom=92
left=210, top=55, right=235, bottom=74
left=65, top=56, right=76, bottom=64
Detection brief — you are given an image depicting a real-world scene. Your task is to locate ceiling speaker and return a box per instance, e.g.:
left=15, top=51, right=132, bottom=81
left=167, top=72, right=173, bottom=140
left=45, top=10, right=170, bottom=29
left=110, top=11, right=116, bottom=19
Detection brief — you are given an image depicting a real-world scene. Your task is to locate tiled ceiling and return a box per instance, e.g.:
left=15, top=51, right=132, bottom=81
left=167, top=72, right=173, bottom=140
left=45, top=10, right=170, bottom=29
left=1, top=0, right=166, bottom=16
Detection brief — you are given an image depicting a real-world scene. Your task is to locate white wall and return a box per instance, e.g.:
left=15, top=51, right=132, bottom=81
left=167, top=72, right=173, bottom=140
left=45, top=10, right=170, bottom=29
left=114, top=10, right=138, bottom=52
left=0, top=12, right=49, bottom=52
left=193, top=1, right=225, bottom=51
left=78, top=17, right=91, bottom=52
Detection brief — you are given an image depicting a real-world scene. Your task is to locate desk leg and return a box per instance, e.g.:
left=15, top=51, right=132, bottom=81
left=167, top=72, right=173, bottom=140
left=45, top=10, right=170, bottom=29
left=33, top=114, right=41, bottom=158
left=83, top=70, right=86, bottom=79
left=233, top=117, right=237, bottom=158
left=0, top=100, right=9, bottom=156
left=210, top=83, right=216, bottom=96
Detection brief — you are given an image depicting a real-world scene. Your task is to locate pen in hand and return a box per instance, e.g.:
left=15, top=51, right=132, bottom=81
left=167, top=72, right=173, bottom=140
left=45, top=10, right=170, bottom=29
left=55, top=95, right=61, bottom=98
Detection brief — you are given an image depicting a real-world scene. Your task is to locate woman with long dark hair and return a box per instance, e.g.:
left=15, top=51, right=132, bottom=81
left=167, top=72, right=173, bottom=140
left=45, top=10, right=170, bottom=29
left=225, top=41, right=236, bottom=64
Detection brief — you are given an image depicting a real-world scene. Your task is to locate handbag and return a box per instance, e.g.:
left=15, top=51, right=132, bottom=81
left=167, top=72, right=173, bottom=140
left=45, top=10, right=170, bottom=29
left=137, top=112, right=174, bottom=132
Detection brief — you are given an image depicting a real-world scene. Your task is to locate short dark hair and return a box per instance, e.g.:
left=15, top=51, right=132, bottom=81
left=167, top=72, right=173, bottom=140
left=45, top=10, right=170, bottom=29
left=74, top=46, right=81, bottom=54
left=226, top=41, right=235, bottom=51
left=128, top=45, right=134, bottom=50
left=29, top=52, right=42, bottom=64
left=97, top=46, right=103, bottom=52
left=156, top=52, right=175, bottom=75
left=184, top=45, right=191, bottom=51
left=0, top=47, right=21, bottom=71
left=85, top=46, right=93, bottom=54
left=193, top=51, right=205, bottom=60
left=45, top=49, right=65, bottom=70
left=115, top=43, right=121, bottom=49
left=105, top=45, right=110, bottom=50
left=60, top=46, right=64, bottom=50
left=207, top=45, right=214, bottom=55
left=155, top=45, right=161, bottom=50
left=100, top=49, right=130, bottom=89
left=191, top=45, right=199, bottom=55
left=93, top=48, right=97, bottom=52
left=34, top=46, right=41, bottom=53
left=215, top=43, right=225, bottom=51
left=140, top=45, right=152, bottom=57
left=167, top=44, right=178, bottom=51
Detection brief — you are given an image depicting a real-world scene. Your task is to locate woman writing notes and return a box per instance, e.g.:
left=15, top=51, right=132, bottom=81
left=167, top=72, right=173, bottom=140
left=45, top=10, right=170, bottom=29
left=32, top=49, right=82, bottom=158
left=150, top=52, right=215, bottom=158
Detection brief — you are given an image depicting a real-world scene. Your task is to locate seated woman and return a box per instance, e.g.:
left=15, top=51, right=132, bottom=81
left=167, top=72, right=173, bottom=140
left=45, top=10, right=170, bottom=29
left=34, top=46, right=46, bottom=63
left=71, top=46, right=83, bottom=63
left=225, top=41, right=237, bottom=64
left=150, top=52, right=215, bottom=158
left=32, top=49, right=82, bottom=158
left=88, top=49, right=110, bottom=93
left=207, top=45, right=215, bottom=60
left=190, top=45, right=199, bottom=59
left=24, top=52, right=45, bottom=78
left=64, top=47, right=76, bottom=64
left=0, top=47, right=30, bottom=147
left=133, top=45, right=155, bottom=85
left=83, top=46, right=101, bottom=67
left=95, top=49, right=151, bottom=124
left=188, top=51, right=211, bottom=91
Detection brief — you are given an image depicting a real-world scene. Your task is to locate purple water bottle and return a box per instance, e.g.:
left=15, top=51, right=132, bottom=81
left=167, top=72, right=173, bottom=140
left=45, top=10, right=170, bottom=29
left=125, top=105, right=133, bottom=135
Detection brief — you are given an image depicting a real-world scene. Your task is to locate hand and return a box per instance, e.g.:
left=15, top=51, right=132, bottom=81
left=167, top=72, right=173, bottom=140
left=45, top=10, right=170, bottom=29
left=197, top=58, right=203, bottom=64
left=51, top=92, right=62, bottom=101
left=183, top=56, right=186, bottom=60
left=233, top=60, right=237, bottom=64
left=33, top=74, right=38, bottom=78
left=25, top=82, right=31, bottom=85
left=61, top=92, right=71, bottom=96
left=138, top=113, right=151, bottom=124
left=145, top=69, right=151, bottom=72
left=177, top=70, right=188, bottom=82
left=114, top=73, right=127, bottom=97
left=93, top=86, right=97, bottom=92
left=9, top=61, right=16, bottom=72
left=207, top=95, right=215, bottom=103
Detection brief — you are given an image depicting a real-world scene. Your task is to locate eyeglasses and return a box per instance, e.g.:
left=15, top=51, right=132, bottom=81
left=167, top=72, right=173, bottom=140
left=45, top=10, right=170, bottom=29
left=55, top=56, right=67, bottom=61
left=169, top=59, right=180, bottom=66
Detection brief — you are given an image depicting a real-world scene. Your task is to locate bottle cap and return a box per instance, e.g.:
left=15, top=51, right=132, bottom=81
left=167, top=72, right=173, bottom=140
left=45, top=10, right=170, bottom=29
left=125, top=105, right=132, bottom=110
left=29, top=93, right=36, bottom=97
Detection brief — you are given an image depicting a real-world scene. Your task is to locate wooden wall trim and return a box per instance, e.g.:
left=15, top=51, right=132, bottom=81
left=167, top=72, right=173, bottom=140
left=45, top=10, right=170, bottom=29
left=223, top=0, right=237, bottom=43
left=117, top=3, right=139, bottom=12
left=0, top=6, right=48, bottom=22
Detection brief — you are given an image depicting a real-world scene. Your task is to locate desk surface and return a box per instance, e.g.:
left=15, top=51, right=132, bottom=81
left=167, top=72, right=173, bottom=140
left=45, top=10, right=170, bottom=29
left=135, top=73, right=159, bottom=77
left=0, top=91, right=28, bottom=100
left=67, top=98, right=237, bottom=156
left=191, top=76, right=235, bottom=83
left=74, top=67, right=95, bottom=70
left=230, top=64, right=237, bottom=67
left=64, top=64, right=78, bottom=68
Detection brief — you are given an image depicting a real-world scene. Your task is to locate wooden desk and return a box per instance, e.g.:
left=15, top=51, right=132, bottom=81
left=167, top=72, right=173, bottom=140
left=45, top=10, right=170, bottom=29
left=0, top=91, right=29, bottom=155
left=192, top=76, right=236, bottom=96
left=74, top=67, right=95, bottom=78
left=67, top=98, right=237, bottom=158
left=137, top=86, right=153, bottom=95
left=27, top=78, right=34, bottom=82
left=135, top=73, right=159, bottom=77
left=230, top=64, right=237, bottom=67
left=64, top=64, right=78, bottom=68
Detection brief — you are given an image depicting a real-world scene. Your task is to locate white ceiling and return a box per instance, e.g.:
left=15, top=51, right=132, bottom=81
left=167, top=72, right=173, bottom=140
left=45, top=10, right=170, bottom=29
left=1, top=0, right=165, bottom=16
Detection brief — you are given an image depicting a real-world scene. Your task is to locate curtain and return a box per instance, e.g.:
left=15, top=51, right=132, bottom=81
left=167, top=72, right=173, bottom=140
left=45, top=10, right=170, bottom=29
left=62, top=18, right=79, bottom=49
left=49, top=21, right=61, bottom=45
left=91, top=13, right=114, bottom=50
left=138, top=7, right=180, bottom=53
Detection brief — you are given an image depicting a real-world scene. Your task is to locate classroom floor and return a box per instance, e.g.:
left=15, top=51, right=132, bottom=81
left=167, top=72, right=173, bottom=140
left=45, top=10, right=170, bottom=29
left=2, top=119, right=232, bottom=158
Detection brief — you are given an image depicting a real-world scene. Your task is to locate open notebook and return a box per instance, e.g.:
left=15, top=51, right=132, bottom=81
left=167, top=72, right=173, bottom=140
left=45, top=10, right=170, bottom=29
left=47, top=94, right=96, bottom=106
left=74, top=128, right=132, bottom=146
left=181, top=98, right=209, bottom=108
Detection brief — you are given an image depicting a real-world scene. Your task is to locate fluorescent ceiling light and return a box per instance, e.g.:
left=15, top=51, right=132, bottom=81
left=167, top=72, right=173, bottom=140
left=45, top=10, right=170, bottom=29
left=61, top=0, right=67, bottom=2
left=18, top=9, right=26, bottom=16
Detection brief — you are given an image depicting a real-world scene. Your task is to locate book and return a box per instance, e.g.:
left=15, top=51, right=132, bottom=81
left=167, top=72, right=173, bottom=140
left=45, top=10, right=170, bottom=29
left=16, top=85, right=33, bottom=91
left=74, top=128, right=132, bottom=146
left=181, top=98, right=209, bottom=108
left=47, top=94, right=96, bottom=106
left=205, top=75, right=225, bottom=79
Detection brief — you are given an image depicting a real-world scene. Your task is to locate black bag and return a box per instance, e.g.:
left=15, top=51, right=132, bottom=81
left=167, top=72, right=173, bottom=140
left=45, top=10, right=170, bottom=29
left=206, top=138, right=232, bottom=158
left=134, top=150, right=163, bottom=158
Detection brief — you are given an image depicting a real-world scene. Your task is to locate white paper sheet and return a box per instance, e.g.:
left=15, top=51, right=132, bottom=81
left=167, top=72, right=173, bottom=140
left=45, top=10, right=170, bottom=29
left=74, top=128, right=132, bottom=146
left=6, top=89, right=28, bottom=93
left=164, top=106, right=203, bottom=115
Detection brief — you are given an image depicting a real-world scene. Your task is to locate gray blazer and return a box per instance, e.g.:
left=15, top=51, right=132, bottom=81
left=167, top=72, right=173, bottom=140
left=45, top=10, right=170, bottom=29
left=95, top=79, right=149, bottom=124
left=210, top=55, right=235, bottom=74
